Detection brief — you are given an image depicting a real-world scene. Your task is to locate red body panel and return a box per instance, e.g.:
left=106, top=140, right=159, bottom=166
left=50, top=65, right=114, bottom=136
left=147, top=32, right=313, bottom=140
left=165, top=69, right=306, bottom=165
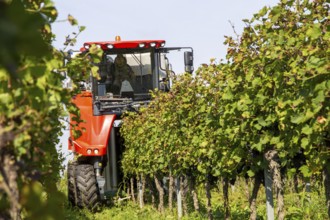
left=69, top=91, right=116, bottom=156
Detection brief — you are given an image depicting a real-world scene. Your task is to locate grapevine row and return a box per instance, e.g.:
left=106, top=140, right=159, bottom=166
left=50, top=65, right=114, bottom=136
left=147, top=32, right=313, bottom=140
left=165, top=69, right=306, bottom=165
left=121, top=1, right=330, bottom=219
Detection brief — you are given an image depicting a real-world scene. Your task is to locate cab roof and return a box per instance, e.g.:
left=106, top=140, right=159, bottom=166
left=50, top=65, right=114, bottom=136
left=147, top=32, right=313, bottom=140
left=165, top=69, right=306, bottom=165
left=81, top=39, right=166, bottom=52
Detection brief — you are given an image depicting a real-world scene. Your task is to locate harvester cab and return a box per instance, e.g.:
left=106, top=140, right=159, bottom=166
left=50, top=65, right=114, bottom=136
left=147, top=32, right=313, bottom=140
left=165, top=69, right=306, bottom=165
left=67, top=36, right=193, bottom=209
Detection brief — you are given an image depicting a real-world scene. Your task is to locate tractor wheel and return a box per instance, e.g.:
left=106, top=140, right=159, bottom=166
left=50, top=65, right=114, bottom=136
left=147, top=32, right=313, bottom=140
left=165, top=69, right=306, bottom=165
left=75, top=164, right=100, bottom=210
left=67, top=161, right=78, bottom=206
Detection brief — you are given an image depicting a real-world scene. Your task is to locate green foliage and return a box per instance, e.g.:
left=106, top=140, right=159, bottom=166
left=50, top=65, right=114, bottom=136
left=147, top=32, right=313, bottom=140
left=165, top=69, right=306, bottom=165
left=121, top=0, right=329, bottom=218
left=0, top=0, right=94, bottom=218
left=122, top=0, right=329, bottom=181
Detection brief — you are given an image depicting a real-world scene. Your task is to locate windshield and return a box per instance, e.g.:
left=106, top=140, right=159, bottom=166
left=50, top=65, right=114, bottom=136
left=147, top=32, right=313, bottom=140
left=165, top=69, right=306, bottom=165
left=95, top=52, right=154, bottom=100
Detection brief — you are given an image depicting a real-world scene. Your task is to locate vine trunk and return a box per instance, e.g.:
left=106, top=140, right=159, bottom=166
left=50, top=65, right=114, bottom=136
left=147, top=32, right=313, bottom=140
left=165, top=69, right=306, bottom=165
left=265, top=150, right=285, bottom=220
left=190, top=176, right=200, bottom=212
left=130, top=177, right=136, bottom=203
left=154, top=175, right=164, bottom=213
left=324, top=161, right=330, bottom=218
left=223, top=177, right=230, bottom=220
left=249, top=174, right=262, bottom=220
left=205, top=179, right=213, bottom=220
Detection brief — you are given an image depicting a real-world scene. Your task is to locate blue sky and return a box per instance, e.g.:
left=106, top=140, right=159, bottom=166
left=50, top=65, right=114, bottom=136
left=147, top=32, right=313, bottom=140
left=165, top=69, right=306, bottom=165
left=52, top=0, right=279, bottom=70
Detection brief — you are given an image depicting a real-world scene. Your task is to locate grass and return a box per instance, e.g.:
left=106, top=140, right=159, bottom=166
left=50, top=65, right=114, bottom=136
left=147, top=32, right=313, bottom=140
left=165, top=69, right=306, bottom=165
left=59, top=177, right=329, bottom=220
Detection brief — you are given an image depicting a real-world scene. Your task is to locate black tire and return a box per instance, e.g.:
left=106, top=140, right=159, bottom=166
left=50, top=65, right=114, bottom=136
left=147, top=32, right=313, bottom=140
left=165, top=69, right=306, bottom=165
left=67, top=161, right=77, bottom=206
left=75, top=164, right=100, bottom=210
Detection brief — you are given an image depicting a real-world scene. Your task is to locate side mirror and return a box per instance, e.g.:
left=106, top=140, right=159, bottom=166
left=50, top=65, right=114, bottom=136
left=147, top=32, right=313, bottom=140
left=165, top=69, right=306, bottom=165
left=184, top=51, right=194, bottom=73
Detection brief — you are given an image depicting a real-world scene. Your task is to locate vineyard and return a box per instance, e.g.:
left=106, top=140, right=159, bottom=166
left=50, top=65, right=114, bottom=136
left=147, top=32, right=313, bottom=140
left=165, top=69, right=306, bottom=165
left=120, top=1, right=330, bottom=219
left=0, top=0, right=329, bottom=219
